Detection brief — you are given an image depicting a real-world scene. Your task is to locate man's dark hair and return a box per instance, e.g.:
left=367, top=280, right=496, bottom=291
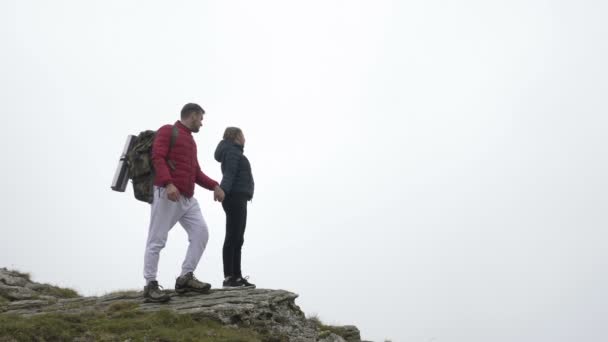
left=181, top=103, right=205, bottom=119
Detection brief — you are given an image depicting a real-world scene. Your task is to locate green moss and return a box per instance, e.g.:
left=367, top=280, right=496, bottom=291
left=0, top=309, right=265, bottom=341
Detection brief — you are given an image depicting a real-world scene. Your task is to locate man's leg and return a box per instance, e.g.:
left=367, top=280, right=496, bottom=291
left=174, top=197, right=211, bottom=294
left=143, top=187, right=182, bottom=284
left=178, top=198, right=209, bottom=277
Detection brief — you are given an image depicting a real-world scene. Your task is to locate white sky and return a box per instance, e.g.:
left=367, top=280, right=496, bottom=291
left=1, top=1, right=607, bottom=341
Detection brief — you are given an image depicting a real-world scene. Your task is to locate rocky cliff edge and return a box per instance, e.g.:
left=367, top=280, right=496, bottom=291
left=0, top=268, right=365, bottom=342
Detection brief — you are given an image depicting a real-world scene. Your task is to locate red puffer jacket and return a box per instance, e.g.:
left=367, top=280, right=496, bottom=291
left=152, top=121, right=218, bottom=198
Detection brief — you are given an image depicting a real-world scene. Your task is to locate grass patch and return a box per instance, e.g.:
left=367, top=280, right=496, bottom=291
left=37, top=284, right=80, bottom=299
left=107, top=301, right=139, bottom=313
left=0, top=308, right=265, bottom=341
left=307, top=314, right=355, bottom=341
left=307, top=313, right=322, bottom=327
left=6, top=269, right=31, bottom=282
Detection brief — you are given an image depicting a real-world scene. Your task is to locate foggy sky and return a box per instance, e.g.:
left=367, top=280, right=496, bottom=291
left=1, top=1, right=607, bottom=341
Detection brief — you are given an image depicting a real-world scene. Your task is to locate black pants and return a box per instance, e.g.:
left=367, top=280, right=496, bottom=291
left=222, top=193, right=248, bottom=278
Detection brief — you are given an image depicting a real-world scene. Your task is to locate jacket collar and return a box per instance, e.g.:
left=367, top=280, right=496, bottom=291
left=175, top=120, right=193, bottom=135
left=227, top=139, right=244, bottom=152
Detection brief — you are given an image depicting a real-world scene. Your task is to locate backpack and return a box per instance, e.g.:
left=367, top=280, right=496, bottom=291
left=126, top=126, right=178, bottom=203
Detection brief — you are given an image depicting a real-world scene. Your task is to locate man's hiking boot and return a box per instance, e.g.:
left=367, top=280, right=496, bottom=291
left=222, top=276, right=256, bottom=289
left=175, top=272, right=211, bottom=294
left=143, top=281, right=171, bottom=303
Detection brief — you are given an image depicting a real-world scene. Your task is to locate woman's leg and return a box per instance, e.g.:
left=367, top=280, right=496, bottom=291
left=222, top=196, right=240, bottom=278
left=233, top=196, right=248, bottom=278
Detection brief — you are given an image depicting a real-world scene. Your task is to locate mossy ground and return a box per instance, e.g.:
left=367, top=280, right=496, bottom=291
left=0, top=302, right=265, bottom=342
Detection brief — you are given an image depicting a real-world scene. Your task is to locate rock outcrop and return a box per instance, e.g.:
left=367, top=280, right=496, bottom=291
left=0, top=268, right=363, bottom=342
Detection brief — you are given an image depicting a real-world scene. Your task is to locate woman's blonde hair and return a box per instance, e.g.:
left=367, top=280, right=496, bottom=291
left=223, top=127, right=243, bottom=142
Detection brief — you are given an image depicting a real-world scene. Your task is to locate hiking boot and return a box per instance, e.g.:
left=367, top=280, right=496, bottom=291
left=236, top=276, right=256, bottom=289
left=175, top=272, right=211, bottom=294
left=223, top=276, right=256, bottom=289
left=143, top=281, right=171, bottom=303
left=222, top=276, right=240, bottom=288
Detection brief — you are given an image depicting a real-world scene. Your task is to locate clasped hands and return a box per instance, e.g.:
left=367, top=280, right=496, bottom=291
left=165, top=184, right=225, bottom=202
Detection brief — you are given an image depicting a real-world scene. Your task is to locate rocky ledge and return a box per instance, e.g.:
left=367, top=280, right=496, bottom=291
left=0, top=268, right=363, bottom=342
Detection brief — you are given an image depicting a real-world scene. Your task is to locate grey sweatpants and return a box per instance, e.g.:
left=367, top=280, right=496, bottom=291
left=143, top=186, right=209, bottom=284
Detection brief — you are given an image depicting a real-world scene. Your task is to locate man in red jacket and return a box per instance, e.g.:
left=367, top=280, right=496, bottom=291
left=143, top=103, right=225, bottom=303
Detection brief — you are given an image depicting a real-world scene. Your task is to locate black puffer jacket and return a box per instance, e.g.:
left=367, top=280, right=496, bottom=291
left=214, top=139, right=255, bottom=199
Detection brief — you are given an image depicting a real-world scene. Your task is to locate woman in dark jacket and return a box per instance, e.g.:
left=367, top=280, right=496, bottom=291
left=214, top=127, right=255, bottom=288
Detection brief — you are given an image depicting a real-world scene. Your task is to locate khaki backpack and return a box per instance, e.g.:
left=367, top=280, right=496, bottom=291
left=126, top=126, right=178, bottom=203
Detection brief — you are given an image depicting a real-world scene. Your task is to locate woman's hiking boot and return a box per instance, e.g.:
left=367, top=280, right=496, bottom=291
left=222, top=276, right=256, bottom=289
left=236, top=276, right=256, bottom=289
left=143, top=281, right=171, bottom=303
left=175, top=272, right=211, bottom=294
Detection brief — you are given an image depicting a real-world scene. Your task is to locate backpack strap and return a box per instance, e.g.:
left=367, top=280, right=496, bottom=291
left=169, top=125, right=178, bottom=152
left=166, top=125, right=178, bottom=170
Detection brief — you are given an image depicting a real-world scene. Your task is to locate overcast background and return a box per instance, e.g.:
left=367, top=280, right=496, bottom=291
left=1, top=1, right=607, bottom=341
